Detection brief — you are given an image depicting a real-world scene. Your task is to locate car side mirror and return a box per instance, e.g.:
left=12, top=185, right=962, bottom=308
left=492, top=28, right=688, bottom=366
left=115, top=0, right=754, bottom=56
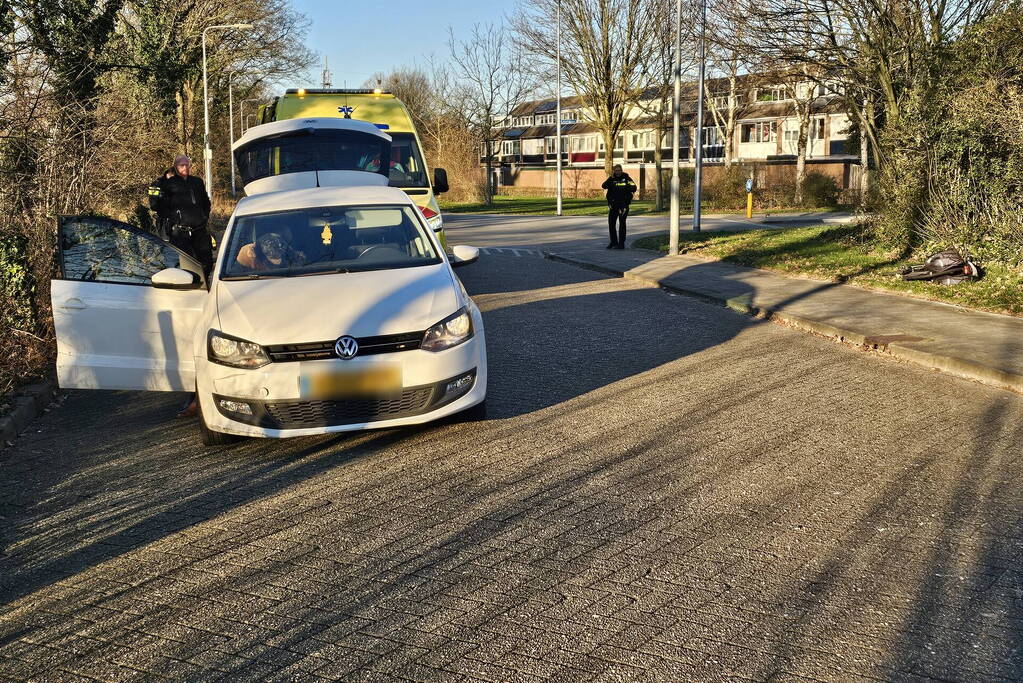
left=152, top=267, right=202, bottom=290
left=433, top=167, right=449, bottom=195
left=450, top=245, right=479, bottom=268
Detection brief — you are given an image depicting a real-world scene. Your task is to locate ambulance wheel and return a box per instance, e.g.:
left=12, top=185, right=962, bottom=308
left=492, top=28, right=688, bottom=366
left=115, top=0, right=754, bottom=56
left=198, top=398, right=243, bottom=446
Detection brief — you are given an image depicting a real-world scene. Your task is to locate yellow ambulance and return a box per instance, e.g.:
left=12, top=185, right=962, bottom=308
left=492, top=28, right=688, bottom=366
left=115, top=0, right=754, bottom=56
left=258, top=89, right=448, bottom=244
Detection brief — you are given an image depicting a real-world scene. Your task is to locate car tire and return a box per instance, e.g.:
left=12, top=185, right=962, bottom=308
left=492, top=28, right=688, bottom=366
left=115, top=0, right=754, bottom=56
left=198, top=398, right=243, bottom=446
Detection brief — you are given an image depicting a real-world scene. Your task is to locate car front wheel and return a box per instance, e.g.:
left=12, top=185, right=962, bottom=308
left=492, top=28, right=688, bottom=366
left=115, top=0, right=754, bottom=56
left=198, top=398, right=244, bottom=446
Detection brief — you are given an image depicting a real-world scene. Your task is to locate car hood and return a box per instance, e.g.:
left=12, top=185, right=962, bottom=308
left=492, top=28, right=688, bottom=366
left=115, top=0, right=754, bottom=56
left=215, top=264, right=460, bottom=344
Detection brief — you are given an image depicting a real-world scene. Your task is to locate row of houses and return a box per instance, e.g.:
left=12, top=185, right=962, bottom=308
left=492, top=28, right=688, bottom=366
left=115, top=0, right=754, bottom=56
left=485, top=74, right=861, bottom=195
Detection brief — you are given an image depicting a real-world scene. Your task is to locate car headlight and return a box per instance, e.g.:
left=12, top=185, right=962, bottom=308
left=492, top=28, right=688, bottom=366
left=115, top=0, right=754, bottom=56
left=207, top=330, right=270, bottom=368
left=421, top=307, right=473, bottom=352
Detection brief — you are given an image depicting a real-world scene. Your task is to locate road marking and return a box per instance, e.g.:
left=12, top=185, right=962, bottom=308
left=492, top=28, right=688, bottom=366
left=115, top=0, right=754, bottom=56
left=479, top=247, right=543, bottom=257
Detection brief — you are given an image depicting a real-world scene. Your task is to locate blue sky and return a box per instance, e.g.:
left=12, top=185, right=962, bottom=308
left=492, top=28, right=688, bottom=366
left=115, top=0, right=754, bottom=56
left=283, top=0, right=512, bottom=90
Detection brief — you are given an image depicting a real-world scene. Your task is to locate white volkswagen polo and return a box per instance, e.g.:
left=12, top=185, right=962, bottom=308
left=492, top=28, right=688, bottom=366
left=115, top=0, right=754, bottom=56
left=52, top=183, right=486, bottom=445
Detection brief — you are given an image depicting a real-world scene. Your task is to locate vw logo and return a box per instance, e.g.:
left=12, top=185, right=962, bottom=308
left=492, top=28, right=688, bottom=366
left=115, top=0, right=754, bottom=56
left=334, top=335, right=359, bottom=359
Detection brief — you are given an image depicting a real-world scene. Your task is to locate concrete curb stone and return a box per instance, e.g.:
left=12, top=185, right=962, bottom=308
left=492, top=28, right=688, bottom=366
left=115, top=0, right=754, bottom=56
left=544, top=251, right=1023, bottom=396
left=1, top=381, right=58, bottom=448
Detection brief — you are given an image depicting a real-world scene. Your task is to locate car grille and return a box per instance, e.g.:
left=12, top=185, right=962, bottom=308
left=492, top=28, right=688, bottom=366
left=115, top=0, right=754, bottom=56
left=265, top=331, right=423, bottom=362
left=260, top=387, right=435, bottom=428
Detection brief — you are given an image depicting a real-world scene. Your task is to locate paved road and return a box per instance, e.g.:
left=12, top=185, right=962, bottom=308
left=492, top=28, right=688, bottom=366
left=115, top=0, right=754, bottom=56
left=442, top=212, right=774, bottom=251
left=3, top=251, right=1023, bottom=681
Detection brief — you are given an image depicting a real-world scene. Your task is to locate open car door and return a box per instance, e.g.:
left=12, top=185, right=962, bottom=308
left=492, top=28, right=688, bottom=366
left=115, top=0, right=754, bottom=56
left=52, top=216, right=209, bottom=391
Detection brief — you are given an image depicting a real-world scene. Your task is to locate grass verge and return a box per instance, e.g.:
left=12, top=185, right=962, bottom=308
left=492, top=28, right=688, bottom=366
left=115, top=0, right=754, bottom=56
left=633, top=224, right=1023, bottom=316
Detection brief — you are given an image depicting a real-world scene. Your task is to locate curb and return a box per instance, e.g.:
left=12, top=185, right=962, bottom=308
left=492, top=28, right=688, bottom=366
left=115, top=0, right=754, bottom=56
left=544, top=252, right=1023, bottom=395
left=1, top=381, right=59, bottom=447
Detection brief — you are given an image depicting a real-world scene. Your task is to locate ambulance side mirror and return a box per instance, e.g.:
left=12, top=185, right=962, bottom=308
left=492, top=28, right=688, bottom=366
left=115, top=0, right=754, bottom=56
left=433, top=168, right=449, bottom=195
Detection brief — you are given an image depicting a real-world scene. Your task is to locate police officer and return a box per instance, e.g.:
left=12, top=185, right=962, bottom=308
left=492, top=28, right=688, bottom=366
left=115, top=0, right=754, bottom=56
left=148, top=155, right=211, bottom=420
left=148, top=155, right=213, bottom=276
left=601, top=164, right=637, bottom=249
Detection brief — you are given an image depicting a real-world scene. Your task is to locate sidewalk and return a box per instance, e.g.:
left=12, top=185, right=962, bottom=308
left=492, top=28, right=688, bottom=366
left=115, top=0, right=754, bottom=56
left=545, top=246, right=1023, bottom=394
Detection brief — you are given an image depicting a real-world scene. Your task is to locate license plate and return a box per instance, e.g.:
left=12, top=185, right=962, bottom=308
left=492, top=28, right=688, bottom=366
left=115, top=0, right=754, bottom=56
left=300, top=364, right=402, bottom=399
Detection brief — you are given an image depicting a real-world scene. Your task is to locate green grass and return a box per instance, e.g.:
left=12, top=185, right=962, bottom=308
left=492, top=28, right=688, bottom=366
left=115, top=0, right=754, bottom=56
left=633, top=224, right=1023, bottom=316
left=440, top=196, right=664, bottom=216
left=440, top=194, right=848, bottom=217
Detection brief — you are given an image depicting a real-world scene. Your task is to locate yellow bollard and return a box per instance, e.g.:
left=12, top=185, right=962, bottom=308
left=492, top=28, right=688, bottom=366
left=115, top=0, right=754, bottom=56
left=746, top=192, right=753, bottom=219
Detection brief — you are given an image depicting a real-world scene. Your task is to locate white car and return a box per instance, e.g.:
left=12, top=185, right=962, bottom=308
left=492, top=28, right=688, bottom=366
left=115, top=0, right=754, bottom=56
left=51, top=123, right=486, bottom=445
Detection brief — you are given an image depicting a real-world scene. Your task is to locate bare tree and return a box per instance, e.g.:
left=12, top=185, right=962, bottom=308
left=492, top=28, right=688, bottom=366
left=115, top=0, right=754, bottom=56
left=369, top=64, right=486, bottom=201
left=743, top=0, right=1003, bottom=203
left=699, top=0, right=763, bottom=168
left=513, top=0, right=661, bottom=176
left=448, top=22, right=534, bottom=205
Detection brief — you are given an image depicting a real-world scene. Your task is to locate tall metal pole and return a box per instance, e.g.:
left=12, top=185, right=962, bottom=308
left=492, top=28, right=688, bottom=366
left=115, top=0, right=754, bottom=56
left=555, top=0, right=563, bottom=216
left=202, top=29, right=212, bottom=189
left=201, top=23, right=253, bottom=198
left=692, top=0, right=707, bottom=233
left=668, top=0, right=682, bottom=256
left=228, top=71, right=236, bottom=198
left=240, top=99, right=259, bottom=133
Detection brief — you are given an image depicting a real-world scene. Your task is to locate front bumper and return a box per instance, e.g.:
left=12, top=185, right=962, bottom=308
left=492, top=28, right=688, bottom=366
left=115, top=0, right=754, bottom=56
left=212, top=368, right=476, bottom=429
left=195, top=326, right=486, bottom=438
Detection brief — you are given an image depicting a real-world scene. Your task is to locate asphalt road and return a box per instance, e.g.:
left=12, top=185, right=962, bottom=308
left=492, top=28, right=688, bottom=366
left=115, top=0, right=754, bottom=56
left=442, top=212, right=775, bottom=251
left=3, top=247, right=1023, bottom=681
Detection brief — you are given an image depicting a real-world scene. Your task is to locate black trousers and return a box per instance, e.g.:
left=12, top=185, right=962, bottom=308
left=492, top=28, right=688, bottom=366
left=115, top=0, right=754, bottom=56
left=168, top=225, right=213, bottom=278
left=608, top=204, right=629, bottom=246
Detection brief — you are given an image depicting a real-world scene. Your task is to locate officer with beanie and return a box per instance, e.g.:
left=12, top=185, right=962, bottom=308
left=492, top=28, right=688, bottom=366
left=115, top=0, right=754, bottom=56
left=601, top=164, right=636, bottom=249
left=148, top=155, right=213, bottom=276
left=147, top=155, right=212, bottom=420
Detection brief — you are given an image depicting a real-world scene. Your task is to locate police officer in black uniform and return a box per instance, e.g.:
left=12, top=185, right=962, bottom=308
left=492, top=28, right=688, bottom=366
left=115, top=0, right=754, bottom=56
left=148, top=155, right=213, bottom=277
left=601, top=164, right=637, bottom=249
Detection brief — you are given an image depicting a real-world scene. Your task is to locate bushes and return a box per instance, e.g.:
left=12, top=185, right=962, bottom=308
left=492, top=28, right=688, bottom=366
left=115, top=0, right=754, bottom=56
left=799, top=172, right=840, bottom=208
left=0, top=235, right=47, bottom=397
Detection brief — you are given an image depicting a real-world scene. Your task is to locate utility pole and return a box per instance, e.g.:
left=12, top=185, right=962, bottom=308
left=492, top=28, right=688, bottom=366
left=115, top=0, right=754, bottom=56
left=692, top=0, right=707, bottom=233
left=556, top=0, right=563, bottom=216
left=668, top=0, right=682, bottom=255
left=228, top=71, right=237, bottom=198
left=201, top=23, right=253, bottom=196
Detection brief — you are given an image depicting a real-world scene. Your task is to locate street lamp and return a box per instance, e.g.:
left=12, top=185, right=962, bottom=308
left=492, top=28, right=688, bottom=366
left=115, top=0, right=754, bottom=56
left=240, top=98, right=260, bottom=133
left=692, top=0, right=707, bottom=233
left=229, top=72, right=265, bottom=198
left=556, top=0, right=563, bottom=217
left=669, top=0, right=683, bottom=255
left=202, top=23, right=253, bottom=197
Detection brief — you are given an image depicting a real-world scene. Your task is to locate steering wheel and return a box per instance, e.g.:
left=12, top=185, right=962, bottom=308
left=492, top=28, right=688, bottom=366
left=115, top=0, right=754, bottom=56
left=357, top=245, right=405, bottom=260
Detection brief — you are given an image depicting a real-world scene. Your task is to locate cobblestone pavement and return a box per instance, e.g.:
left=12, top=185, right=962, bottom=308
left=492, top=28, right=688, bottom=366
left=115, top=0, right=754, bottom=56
left=3, top=254, right=1023, bottom=682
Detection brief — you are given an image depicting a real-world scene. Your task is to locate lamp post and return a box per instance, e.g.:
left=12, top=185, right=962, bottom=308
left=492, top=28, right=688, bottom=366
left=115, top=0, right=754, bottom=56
left=692, top=0, right=707, bottom=233
left=228, top=70, right=239, bottom=198
left=229, top=72, right=265, bottom=197
left=556, top=0, right=563, bottom=216
left=669, top=0, right=682, bottom=255
left=240, top=99, right=260, bottom=133
left=202, top=23, right=253, bottom=196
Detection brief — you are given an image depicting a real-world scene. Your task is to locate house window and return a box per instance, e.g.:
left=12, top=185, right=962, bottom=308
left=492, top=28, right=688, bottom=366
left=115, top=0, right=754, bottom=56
left=740, top=121, right=777, bottom=143
left=755, top=86, right=787, bottom=102
left=571, top=136, right=595, bottom=152
left=700, top=127, right=721, bottom=146
left=502, top=140, right=521, bottom=155
left=782, top=118, right=826, bottom=144
left=630, top=131, right=654, bottom=149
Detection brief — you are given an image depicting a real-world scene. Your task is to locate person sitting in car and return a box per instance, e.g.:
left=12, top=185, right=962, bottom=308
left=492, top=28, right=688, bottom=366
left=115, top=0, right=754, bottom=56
left=236, top=229, right=306, bottom=271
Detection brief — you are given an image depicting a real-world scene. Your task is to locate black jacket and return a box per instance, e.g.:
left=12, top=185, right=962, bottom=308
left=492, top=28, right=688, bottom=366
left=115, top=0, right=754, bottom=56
left=601, top=173, right=637, bottom=207
left=148, top=170, right=211, bottom=228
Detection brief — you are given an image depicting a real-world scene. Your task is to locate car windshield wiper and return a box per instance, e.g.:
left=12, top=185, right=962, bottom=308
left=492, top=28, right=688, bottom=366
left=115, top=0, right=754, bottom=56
left=220, top=272, right=288, bottom=280
left=291, top=266, right=352, bottom=277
